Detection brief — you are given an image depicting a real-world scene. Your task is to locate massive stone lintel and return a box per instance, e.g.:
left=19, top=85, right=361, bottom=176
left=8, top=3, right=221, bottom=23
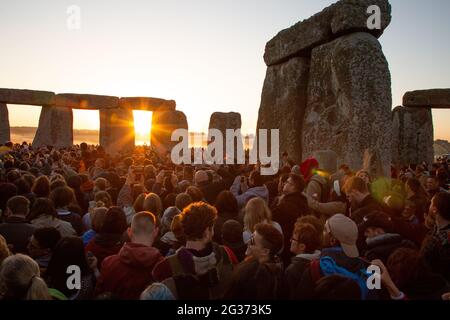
left=99, top=108, right=135, bottom=154
left=264, top=0, right=391, bottom=66
left=151, top=110, right=188, bottom=155
left=257, top=57, right=309, bottom=164
left=0, top=88, right=55, bottom=106
left=302, top=32, right=392, bottom=175
left=0, top=103, right=10, bottom=144
left=32, top=106, right=73, bottom=148
left=119, top=97, right=176, bottom=111
left=391, top=106, right=434, bottom=166
left=55, top=94, right=119, bottom=110
left=403, top=89, right=450, bottom=108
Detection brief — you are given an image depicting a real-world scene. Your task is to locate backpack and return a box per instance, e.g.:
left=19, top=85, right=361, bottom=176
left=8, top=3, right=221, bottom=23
left=166, top=244, right=235, bottom=300
left=309, top=256, right=372, bottom=300
left=308, top=175, right=331, bottom=203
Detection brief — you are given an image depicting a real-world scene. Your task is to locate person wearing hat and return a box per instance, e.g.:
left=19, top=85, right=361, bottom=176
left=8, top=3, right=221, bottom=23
left=293, top=214, right=377, bottom=300
left=359, top=212, right=416, bottom=263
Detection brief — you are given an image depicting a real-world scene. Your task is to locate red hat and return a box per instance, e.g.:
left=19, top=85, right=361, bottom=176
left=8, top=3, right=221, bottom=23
left=300, top=158, right=319, bottom=182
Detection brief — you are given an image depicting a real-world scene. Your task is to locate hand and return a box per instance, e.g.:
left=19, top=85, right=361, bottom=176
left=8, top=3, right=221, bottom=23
left=156, top=170, right=165, bottom=184
left=240, top=176, right=249, bottom=192
left=126, top=167, right=136, bottom=185
left=442, top=292, right=450, bottom=301
left=170, top=173, right=178, bottom=187
left=371, top=259, right=401, bottom=298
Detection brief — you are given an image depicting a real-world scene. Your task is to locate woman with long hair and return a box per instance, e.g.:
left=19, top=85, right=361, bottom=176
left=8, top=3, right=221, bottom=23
left=243, top=197, right=282, bottom=244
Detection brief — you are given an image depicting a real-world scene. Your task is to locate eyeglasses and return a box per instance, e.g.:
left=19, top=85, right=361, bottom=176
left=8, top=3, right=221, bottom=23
left=290, top=237, right=299, bottom=243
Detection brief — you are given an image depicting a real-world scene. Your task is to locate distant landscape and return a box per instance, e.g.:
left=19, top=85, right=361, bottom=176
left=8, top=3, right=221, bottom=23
left=10, top=127, right=255, bottom=149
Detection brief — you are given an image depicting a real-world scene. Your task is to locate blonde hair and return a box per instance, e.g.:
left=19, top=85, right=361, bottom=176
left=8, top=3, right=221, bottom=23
left=143, top=193, right=163, bottom=217
left=0, top=235, right=11, bottom=266
left=244, top=197, right=272, bottom=233
left=0, top=254, right=51, bottom=300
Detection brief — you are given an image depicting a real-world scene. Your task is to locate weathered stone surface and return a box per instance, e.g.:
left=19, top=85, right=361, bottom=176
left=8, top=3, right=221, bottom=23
left=0, top=103, right=10, bottom=144
left=264, top=0, right=391, bottom=66
left=119, top=97, right=176, bottom=111
left=403, top=89, right=450, bottom=108
left=391, top=106, right=434, bottom=166
left=0, top=88, right=55, bottom=106
left=313, top=150, right=338, bottom=174
left=257, top=57, right=309, bottom=164
left=362, top=148, right=385, bottom=178
left=32, top=106, right=73, bottom=148
left=209, top=112, right=242, bottom=133
left=303, top=32, right=392, bottom=175
left=99, top=108, right=135, bottom=154
left=151, top=110, right=188, bottom=155
left=55, top=94, right=119, bottom=109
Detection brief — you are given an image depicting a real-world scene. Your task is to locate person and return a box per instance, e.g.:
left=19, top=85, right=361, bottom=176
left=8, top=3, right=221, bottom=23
left=225, top=223, right=284, bottom=300
left=27, top=227, right=61, bottom=275
left=140, top=282, right=175, bottom=300
left=0, top=235, right=11, bottom=266
left=45, top=237, right=97, bottom=300
left=194, top=170, right=226, bottom=205
left=313, top=275, right=361, bottom=300
left=152, top=202, right=237, bottom=299
left=28, top=198, right=76, bottom=237
left=50, top=186, right=83, bottom=235
left=301, top=158, right=329, bottom=203
left=271, top=173, right=310, bottom=264
left=420, top=192, right=450, bottom=282
left=356, top=170, right=371, bottom=188
left=82, top=207, right=108, bottom=246
left=85, top=206, right=128, bottom=266
left=425, top=175, right=445, bottom=200
left=31, top=175, right=51, bottom=198
left=342, top=177, right=383, bottom=224
left=96, top=211, right=163, bottom=300
left=221, top=220, right=246, bottom=262
left=374, top=248, right=449, bottom=300
left=405, top=178, right=429, bottom=224
left=82, top=191, right=112, bottom=230
left=0, top=196, right=36, bottom=253
left=230, top=170, right=269, bottom=208
left=213, top=191, right=240, bottom=244
left=0, top=254, right=51, bottom=300
left=359, top=211, right=416, bottom=263
left=294, top=214, right=374, bottom=300
left=284, top=222, right=321, bottom=299
left=243, top=197, right=283, bottom=244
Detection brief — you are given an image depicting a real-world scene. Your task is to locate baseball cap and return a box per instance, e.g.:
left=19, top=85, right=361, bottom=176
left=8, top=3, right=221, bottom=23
left=326, top=214, right=359, bottom=258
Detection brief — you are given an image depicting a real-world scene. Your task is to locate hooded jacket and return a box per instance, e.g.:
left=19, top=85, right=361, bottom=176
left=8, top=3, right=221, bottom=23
left=96, top=242, right=164, bottom=300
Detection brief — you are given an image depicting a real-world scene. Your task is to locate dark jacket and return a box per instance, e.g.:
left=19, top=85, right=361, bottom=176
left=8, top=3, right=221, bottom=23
left=420, top=223, right=450, bottom=282
left=213, top=211, right=240, bottom=244
left=225, top=258, right=284, bottom=300
left=271, top=192, right=311, bottom=264
left=96, top=242, right=164, bottom=300
left=363, top=233, right=416, bottom=263
left=407, top=194, right=428, bottom=224
left=0, top=216, right=36, bottom=253
left=153, top=242, right=237, bottom=300
left=57, top=209, right=83, bottom=236
left=85, top=234, right=123, bottom=266
left=284, top=251, right=321, bottom=299
left=351, top=195, right=384, bottom=224
left=200, top=181, right=226, bottom=205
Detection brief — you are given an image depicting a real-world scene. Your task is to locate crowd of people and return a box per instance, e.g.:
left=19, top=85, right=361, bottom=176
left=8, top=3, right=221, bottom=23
left=0, top=140, right=449, bottom=300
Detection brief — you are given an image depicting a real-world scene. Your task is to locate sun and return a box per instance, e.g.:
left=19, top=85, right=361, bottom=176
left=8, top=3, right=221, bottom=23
left=133, top=110, right=152, bottom=141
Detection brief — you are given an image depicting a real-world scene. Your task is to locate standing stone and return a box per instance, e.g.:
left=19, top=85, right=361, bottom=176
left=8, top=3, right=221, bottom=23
left=302, top=32, right=392, bottom=175
left=257, top=57, right=309, bottom=164
left=391, top=106, right=434, bottom=166
left=151, top=110, right=188, bottom=155
left=209, top=112, right=242, bottom=160
left=0, top=103, right=10, bottom=144
left=33, top=106, right=73, bottom=148
left=100, top=108, right=135, bottom=155
left=313, top=150, right=338, bottom=174
left=403, top=89, right=450, bottom=108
